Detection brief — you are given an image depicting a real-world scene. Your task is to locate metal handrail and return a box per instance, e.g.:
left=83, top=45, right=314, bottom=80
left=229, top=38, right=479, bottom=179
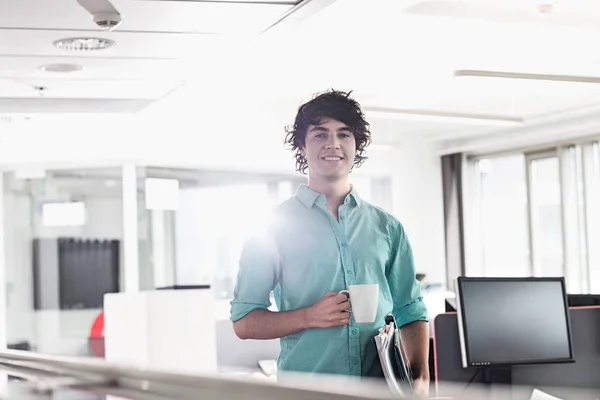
left=2, top=350, right=595, bottom=400
left=0, top=349, right=396, bottom=400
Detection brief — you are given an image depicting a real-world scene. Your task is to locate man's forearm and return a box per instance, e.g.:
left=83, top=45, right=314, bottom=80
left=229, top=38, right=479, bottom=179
left=233, top=308, right=310, bottom=340
left=400, top=320, right=430, bottom=379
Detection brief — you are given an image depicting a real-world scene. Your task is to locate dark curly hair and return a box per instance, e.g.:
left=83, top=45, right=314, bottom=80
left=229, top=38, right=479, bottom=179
left=284, top=89, right=372, bottom=175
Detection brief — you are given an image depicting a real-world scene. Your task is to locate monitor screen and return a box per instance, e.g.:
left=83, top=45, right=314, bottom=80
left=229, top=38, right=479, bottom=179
left=455, top=277, right=574, bottom=368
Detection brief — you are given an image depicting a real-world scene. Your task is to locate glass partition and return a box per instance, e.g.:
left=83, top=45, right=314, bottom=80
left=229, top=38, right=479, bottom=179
left=135, top=167, right=301, bottom=318
left=2, top=167, right=123, bottom=356
left=0, top=164, right=395, bottom=355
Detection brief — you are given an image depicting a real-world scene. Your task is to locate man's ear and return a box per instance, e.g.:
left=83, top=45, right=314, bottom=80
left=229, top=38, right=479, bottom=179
left=300, top=147, right=306, bottom=157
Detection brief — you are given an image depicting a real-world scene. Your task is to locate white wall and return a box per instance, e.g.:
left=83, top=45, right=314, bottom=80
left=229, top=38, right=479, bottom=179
left=389, top=139, right=446, bottom=285
left=4, top=188, right=122, bottom=355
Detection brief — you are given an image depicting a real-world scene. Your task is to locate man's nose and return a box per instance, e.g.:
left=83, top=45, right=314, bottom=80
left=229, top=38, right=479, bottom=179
left=325, top=136, right=341, bottom=149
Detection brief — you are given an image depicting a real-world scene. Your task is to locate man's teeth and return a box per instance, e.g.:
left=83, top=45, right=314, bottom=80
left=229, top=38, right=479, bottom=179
left=323, top=157, right=342, bottom=161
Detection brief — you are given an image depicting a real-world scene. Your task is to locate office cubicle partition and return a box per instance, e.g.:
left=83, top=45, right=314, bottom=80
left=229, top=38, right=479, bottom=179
left=433, top=307, right=600, bottom=400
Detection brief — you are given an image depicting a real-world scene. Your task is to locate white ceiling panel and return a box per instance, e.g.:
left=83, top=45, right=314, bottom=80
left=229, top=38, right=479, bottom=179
left=1, top=0, right=293, bottom=34
left=0, top=29, right=227, bottom=59
left=0, top=0, right=335, bottom=121
left=0, top=98, right=154, bottom=113
left=405, top=0, right=600, bottom=28
left=0, top=56, right=186, bottom=80
left=5, top=0, right=600, bottom=150
left=0, top=77, right=180, bottom=99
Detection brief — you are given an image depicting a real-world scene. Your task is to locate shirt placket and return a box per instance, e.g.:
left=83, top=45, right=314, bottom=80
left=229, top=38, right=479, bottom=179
left=336, top=205, right=362, bottom=376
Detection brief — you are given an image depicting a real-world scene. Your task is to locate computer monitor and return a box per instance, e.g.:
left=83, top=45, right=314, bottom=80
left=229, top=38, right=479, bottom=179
left=568, top=294, right=600, bottom=307
left=455, top=277, right=574, bottom=369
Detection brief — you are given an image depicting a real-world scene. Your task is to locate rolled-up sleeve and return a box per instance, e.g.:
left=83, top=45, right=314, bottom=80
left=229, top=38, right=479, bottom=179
left=386, top=219, right=429, bottom=328
left=230, top=233, right=280, bottom=322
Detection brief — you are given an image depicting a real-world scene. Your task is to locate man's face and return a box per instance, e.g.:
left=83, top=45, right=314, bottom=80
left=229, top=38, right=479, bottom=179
left=302, top=118, right=356, bottom=181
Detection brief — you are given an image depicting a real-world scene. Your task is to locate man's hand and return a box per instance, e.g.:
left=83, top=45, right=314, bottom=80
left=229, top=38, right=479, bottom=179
left=305, top=292, right=351, bottom=328
left=412, top=376, right=430, bottom=399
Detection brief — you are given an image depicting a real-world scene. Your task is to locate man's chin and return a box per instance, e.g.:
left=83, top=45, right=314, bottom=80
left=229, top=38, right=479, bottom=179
left=308, top=166, right=351, bottom=181
left=322, top=172, right=350, bottom=181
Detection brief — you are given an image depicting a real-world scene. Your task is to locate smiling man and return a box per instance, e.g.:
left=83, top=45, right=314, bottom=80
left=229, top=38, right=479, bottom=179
left=230, top=90, right=429, bottom=396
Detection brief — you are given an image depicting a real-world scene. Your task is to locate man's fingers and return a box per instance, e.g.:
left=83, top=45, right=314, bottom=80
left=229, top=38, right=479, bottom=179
left=326, top=317, right=350, bottom=327
left=336, top=301, right=351, bottom=311
left=333, top=293, right=350, bottom=304
left=326, top=310, right=350, bottom=322
left=323, top=292, right=339, bottom=298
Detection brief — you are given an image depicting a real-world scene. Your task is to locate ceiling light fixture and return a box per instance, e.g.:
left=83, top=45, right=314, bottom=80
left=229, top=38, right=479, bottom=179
left=455, top=69, right=600, bottom=84
left=40, top=63, right=84, bottom=73
left=53, top=37, right=116, bottom=51
left=536, top=3, right=554, bottom=16
left=364, top=107, right=524, bottom=127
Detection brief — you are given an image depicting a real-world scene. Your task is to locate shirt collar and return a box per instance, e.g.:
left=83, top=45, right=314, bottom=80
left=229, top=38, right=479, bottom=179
left=295, top=184, right=362, bottom=209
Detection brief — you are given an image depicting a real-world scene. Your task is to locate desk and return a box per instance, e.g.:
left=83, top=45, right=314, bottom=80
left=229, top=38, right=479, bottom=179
left=433, top=306, right=600, bottom=400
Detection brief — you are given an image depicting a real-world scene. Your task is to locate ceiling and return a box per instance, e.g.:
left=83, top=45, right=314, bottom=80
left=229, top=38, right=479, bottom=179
left=3, top=0, right=600, bottom=159
left=0, top=0, right=320, bottom=111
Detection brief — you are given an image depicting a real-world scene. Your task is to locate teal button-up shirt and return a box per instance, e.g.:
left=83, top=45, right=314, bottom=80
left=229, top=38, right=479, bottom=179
left=230, top=184, right=428, bottom=377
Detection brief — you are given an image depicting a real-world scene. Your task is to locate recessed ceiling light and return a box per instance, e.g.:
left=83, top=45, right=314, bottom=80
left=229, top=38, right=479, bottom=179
left=536, top=3, right=554, bottom=16
left=53, top=37, right=116, bottom=51
left=39, top=63, right=83, bottom=73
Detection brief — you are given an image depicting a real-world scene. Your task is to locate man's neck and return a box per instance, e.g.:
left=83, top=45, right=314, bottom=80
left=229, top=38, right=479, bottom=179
left=308, top=176, right=351, bottom=218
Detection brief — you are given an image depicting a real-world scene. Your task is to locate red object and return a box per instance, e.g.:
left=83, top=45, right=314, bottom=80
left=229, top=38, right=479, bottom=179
left=90, top=311, right=104, bottom=338
left=89, top=311, right=105, bottom=357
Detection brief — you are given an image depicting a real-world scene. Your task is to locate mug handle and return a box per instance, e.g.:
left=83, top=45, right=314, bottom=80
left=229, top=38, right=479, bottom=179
left=339, top=290, right=352, bottom=312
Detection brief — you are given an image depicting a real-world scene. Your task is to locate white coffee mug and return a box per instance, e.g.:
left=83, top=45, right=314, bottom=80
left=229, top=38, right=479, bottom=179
left=340, top=284, right=379, bottom=324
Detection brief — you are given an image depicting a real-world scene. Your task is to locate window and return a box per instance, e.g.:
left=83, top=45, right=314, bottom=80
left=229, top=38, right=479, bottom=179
left=582, top=142, right=600, bottom=293
left=526, top=153, right=564, bottom=277
left=466, top=140, right=600, bottom=293
left=473, top=154, right=530, bottom=277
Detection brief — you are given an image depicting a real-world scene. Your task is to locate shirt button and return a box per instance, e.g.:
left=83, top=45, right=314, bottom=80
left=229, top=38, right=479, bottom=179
left=341, top=242, right=347, bottom=248
left=351, top=328, right=359, bottom=335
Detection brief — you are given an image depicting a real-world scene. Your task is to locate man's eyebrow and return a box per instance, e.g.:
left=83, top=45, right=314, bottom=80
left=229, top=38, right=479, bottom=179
left=309, top=125, right=352, bottom=133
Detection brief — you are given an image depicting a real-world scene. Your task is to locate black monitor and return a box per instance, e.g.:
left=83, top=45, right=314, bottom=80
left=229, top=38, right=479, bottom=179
left=568, top=294, right=600, bottom=307
left=455, top=277, right=574, bottom=369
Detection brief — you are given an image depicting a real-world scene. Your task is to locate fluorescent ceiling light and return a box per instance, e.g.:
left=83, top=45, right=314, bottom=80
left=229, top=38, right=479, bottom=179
left=42, top=202, right=86, bottom=227
left=364, top=107, right=523, bottom=127
left=455, top=69, right=600, bottom=84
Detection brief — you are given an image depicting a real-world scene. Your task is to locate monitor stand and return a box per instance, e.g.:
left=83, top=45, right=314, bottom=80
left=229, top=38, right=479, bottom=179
left=483, top=367, right=512, bottom=400
left=482, top=366, right=512, bottom=384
